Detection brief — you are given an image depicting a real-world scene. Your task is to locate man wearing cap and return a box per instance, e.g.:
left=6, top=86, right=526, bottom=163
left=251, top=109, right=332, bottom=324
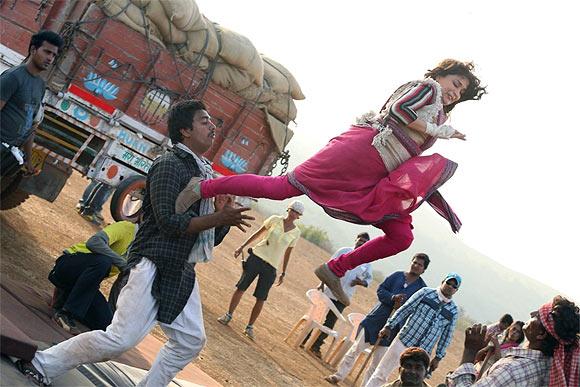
left=447, top=295, right=579, bottom=386
left=324, top=253, right=429, bottom=385
left=365, top=273, right=461, bottom=387
left=217, top=201, right=303, bottom=340
left=304, top=232, right=373, bottom=358
left=385, top=347, right=433, bottom=387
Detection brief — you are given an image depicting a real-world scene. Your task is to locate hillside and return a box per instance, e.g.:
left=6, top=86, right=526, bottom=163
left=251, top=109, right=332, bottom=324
left=256, top=199, right=561, bottom=323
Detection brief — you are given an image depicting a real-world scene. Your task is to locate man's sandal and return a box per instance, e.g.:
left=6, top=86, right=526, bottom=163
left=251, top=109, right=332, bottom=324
left=15, top=360, right=50, bottom=386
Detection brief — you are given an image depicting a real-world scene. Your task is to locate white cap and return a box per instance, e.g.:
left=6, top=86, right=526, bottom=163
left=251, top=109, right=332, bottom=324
left=287, top=200, right=304, bottom=215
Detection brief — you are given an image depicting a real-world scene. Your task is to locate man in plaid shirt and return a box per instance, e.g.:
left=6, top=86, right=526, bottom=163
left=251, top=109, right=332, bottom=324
left=447, top=296, right=579, bottom=386
left=17, top=100, right=254, bottom=386
left=366, top=272, right=461, bottom=387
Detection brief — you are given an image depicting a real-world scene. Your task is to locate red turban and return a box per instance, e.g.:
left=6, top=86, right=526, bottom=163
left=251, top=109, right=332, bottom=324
left=538, top=301, right=579, bottom=387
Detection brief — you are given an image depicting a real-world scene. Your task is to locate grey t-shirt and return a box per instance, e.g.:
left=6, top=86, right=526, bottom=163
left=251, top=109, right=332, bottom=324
left=0, top=64, right=45, bottom=146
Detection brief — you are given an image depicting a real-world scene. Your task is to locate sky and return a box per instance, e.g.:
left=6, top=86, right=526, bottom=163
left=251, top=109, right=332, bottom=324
left=196, top=0, right=579, bottom=301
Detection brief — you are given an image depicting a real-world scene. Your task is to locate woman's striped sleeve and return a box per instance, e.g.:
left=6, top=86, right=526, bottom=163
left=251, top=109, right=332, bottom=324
left=389, top=83, right=436, bottom=125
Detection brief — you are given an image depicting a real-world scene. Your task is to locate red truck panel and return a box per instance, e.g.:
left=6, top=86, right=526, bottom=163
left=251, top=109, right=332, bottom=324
left=0, top=1, right=280, bottom=175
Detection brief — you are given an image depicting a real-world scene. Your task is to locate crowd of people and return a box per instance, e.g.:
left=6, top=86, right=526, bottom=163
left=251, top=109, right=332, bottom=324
left=2, top=30, right=579, bottom=387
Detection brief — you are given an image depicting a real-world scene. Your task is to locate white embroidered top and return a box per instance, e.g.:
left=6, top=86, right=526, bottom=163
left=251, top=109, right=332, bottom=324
left=357, top=78, right=444, bottom=172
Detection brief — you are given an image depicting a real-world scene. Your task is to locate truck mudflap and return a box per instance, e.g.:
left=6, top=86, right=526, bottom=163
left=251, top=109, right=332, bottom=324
left=18, top=153, right=73, bottom=202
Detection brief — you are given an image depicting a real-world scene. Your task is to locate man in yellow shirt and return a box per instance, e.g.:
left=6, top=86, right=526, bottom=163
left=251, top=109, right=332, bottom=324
left=217, top=201, right=304, bottom=340
left=49, top=220, right=138, bottom=333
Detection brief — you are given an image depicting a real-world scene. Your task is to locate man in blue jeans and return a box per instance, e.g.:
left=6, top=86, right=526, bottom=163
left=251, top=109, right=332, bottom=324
left=49, top=220, right=138, bottom=333
left=76, top=180, right=114, bottom=225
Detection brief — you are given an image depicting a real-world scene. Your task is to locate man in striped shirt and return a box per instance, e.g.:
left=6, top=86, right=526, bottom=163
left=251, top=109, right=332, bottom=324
left=365, top=273, right=461, bottom=387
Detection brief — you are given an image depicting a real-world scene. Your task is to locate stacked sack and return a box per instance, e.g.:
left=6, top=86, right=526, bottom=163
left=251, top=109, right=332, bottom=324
left=96, top=0, right=304, bottom=124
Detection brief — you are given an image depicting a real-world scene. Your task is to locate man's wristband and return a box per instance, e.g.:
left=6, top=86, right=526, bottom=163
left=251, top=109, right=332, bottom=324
left=280, top=272, right=286, bottom=276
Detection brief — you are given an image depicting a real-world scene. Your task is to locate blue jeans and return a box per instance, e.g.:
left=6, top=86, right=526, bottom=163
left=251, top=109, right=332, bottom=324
left=79, top=180, right=114, bottom=215
left=48, top=252, right=114, bottom=330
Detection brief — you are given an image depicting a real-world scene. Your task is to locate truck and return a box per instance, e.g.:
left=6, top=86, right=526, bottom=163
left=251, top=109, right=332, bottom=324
left=0, top=0, right=295, bottom=221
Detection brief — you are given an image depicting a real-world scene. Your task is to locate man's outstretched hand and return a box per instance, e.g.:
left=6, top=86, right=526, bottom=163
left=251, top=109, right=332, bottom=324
left=214, top=196, right=254, bottom=232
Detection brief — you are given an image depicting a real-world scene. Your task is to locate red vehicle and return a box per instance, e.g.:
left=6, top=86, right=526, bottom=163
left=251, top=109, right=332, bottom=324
left=0, top=0, right=293, bottom=220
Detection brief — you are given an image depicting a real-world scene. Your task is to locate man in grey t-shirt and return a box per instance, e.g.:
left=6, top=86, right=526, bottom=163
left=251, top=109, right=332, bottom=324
left=0, top=30, right=62, bottom=177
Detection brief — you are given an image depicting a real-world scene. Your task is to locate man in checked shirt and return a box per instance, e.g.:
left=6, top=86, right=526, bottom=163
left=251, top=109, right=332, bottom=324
left=16, top=100, right=254, bottom=386
left=447, top=295, right=579, bottom=387
left=365, top=273, right=461, bottom=387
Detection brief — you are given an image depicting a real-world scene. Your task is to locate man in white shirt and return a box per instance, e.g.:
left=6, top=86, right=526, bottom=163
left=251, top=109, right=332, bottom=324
left=304, top=232, right=372, bottom=358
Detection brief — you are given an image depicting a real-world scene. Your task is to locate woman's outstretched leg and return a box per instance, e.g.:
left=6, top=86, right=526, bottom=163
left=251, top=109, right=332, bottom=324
left=201, top=174, right=301, bottom=200
left=315, top=217, right=414, bottom=306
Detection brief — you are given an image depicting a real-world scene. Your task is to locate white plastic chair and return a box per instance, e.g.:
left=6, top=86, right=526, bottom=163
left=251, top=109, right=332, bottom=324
left=283, top=289, right=346, bottom=355
left=326, top=312, right=366, bottom=366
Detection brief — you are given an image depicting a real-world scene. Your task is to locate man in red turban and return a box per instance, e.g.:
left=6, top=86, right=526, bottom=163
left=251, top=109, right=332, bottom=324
left=447, top=296, right=579, bottom=386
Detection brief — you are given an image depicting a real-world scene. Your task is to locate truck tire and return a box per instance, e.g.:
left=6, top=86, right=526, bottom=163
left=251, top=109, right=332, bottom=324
left=110, top=175, right=146, bottom=222
left=0, top=173, right=29, bottom=210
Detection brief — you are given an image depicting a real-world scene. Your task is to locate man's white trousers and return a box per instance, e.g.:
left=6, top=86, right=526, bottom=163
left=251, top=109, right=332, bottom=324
left=33, top=258, right=206, bottom=386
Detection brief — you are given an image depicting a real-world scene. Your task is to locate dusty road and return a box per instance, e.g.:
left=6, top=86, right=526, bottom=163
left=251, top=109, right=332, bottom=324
left=0, top=172, right=465, bottom=386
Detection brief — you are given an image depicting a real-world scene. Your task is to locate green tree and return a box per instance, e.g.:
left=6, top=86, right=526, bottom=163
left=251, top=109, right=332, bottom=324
left=298, top=224, right=333, bottom=252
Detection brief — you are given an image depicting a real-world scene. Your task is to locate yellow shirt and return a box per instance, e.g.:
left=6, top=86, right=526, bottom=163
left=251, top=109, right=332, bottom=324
left=252, top=215, right=301, bottom=270
left=65, top=221, right=137, bottom=276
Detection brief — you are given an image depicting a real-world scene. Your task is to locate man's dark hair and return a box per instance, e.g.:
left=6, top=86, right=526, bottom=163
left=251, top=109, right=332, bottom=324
left=500, top=314, right=514, bottom=325
left=540, top=296, right=580, bottom=356
left=399, top=347, right=430, bottom=370
left=167, top=100, right=207, bottom=143
left=29, top=30, right=64, bottom=54
left=413, top=252, right=430, bottom=270
left=356, top=232, right=370, bottom=241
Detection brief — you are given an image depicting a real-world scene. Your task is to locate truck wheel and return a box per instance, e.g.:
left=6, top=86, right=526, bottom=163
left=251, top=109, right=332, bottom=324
left=0, top=173, right=30, bottom=210
left=110, top=175, right=146, bottom=222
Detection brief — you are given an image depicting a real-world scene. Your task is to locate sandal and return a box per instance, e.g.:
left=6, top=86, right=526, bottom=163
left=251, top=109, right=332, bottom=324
left=15, top=360, right=50, bottom=386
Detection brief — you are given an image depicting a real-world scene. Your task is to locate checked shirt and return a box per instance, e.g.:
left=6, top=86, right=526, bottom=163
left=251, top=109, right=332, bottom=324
left=386, top=287, right=457, bottom=359
left=447, top=348, right=550, bottom=386
left=127, top=146, right=229, bottom=323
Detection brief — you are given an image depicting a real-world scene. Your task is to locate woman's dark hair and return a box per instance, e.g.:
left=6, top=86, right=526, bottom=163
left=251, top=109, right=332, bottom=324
left=413, top=253, right=430, bottom=270
left=167, top=100, right=207, bottom=143
left=540, top=296, right=579, bottom=356
left=425, top=59, right=487, bottom=113
left=29, top=30, right=64, bottom=54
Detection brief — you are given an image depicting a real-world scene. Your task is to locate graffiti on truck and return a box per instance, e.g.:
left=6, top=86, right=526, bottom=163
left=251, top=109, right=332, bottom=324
left=59, top=99, right=101, bottom=128
left=115, top=128, right=153, bottom=155
left=140, top=88, right=172, bottom=124
left=84, top=72, right=119, bottom=100
left=220, top=149, right=248, bottom=174
left=120, top=148, right=152, bottom=173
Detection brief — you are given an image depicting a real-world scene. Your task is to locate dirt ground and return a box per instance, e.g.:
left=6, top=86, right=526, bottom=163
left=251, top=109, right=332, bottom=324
left=0, top=171, right=466, bottom=386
